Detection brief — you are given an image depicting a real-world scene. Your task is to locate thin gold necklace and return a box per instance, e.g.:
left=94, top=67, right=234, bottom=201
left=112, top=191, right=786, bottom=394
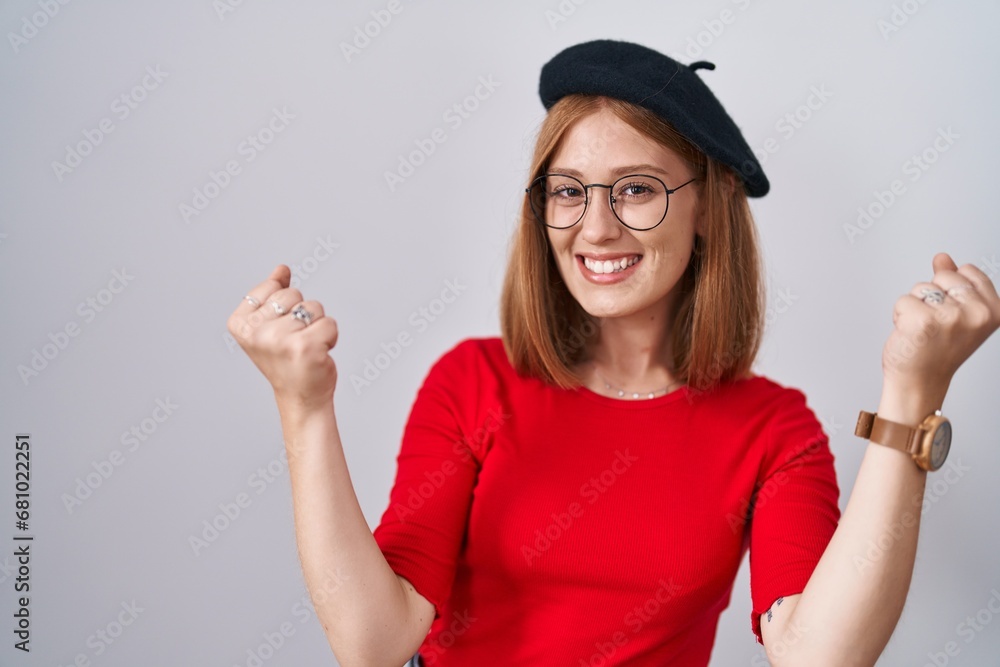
left=590, top=361, right=684, bottom=399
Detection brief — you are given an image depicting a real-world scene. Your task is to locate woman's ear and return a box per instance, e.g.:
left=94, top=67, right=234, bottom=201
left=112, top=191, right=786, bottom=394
left=724, top=170, right=738, bottom=197
left=693, top=186, right=707, bottom=237
left=692, top=231, right=704, bottom=253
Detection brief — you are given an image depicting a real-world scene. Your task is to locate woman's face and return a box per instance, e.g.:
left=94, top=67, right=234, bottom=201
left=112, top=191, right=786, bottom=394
left=544, top=107, right=703, bottom=322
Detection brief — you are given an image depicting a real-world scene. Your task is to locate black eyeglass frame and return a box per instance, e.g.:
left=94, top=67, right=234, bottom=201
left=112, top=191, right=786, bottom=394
left=525, top=172, right=699, bottom=231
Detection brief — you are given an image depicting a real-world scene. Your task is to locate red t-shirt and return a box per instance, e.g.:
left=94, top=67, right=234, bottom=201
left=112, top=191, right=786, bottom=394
left=373, top=337, right=841, bottom=665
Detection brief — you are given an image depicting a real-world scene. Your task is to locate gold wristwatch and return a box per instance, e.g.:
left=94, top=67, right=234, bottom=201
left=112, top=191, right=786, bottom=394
left=854, top=409, right=951, bottom=472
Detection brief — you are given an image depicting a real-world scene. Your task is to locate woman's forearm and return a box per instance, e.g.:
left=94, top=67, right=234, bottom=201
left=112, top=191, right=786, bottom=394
left=275, top=396, right=426, bottom=667
left=772, top=382, right=946, bottom=666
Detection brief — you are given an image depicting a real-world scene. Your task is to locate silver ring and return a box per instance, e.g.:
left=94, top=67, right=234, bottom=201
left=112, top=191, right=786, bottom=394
left=920, top=288, right=945, bottom=305
left=291, top=303, right=313, bottom=326
left=244, top=295, right=261, bottom=307
left=269, top=300, right=286, bottom=315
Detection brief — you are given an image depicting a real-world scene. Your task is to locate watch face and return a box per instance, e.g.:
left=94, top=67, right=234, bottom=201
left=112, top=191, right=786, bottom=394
left=929, top=420, right=952, bottom=471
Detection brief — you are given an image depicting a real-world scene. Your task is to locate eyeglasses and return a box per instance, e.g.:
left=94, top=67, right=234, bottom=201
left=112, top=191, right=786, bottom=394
left=525, top=173, right=697, bottom=231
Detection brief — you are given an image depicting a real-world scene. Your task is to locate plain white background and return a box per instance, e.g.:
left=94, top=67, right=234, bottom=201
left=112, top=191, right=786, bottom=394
left=1, top=1, right=999, bottom=665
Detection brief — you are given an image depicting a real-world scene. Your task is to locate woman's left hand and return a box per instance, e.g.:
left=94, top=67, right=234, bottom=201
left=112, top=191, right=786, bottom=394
left=882, top=253, right=1000, bottom=394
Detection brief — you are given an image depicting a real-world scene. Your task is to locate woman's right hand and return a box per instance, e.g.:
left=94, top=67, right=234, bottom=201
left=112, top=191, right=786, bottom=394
left=227, top=264, right=339, bottom=412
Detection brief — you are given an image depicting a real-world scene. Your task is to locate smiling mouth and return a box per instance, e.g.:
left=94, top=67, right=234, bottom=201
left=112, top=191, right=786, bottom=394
left=579, top=255, right=642, bottom=274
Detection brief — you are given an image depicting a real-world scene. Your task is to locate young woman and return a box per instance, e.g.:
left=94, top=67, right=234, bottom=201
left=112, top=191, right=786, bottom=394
left=226, top=39, right=999, bottom=666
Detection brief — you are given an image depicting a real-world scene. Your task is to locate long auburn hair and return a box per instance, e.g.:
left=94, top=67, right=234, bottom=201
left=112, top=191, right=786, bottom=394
left=499, top=94, right=766, bottom=396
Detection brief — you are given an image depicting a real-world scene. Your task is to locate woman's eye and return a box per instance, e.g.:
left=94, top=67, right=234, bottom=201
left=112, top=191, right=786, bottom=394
left=619, top=183, right=652, bottom=197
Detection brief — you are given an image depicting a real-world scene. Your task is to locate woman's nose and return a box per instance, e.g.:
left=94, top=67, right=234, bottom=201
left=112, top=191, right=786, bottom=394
left=579, top=187, right=622, bottom=241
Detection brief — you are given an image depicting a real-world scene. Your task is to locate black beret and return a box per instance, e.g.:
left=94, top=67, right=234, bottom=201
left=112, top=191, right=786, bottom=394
left=538, top=38, right=769, bottom=198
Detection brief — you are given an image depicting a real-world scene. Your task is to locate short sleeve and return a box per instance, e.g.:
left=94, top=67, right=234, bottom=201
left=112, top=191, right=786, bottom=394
left=371, top=339, right=484, bottom=622
left=748, top=387, right=841, bottom=645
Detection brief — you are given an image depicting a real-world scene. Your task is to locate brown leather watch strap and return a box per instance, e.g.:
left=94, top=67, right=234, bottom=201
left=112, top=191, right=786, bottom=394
left=855, top=411, right=876, bottom=438
left=855, top=410, right=922, bottom=455
left=873, top=416, right=923, bottom=455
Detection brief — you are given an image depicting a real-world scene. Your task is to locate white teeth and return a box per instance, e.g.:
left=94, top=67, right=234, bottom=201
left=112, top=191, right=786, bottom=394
left=582, top=255, right=640, bottom=274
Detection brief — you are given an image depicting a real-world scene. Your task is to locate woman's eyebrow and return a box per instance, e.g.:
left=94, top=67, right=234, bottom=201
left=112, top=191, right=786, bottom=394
left=549, top=163, right=670, bottom=178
